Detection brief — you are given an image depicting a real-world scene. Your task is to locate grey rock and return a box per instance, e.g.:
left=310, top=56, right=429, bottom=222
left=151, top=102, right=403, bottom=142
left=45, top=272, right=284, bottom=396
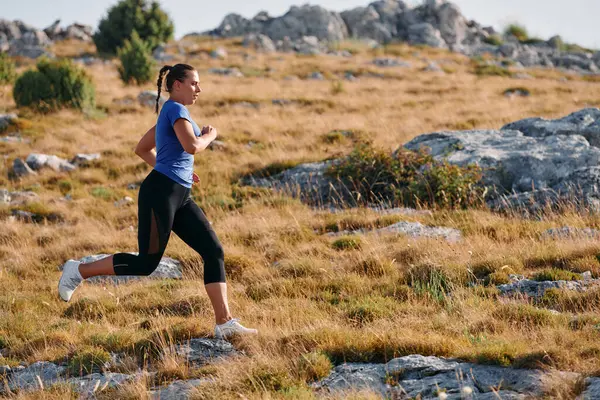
left=208, top=68, right=244, bottom=77
left=504, top=88, right=531, bottom=98
left=68, top=372, right=133, bottom=395
left=579, top=377, right=600, bottom=400
left=7, top=190, right=38, bottom=205
left=12, top=158, right=37, bottom=178
left=139, top=90, right=167, bottom=109
left=497, top=276, right=600, bottom=298
left=0, top=135, right=30, bottom=143
left=263, top=5, right=348, bottom=42
left=208, top=140, right=227, bottom=151
left=71, top=153, right=100, bottom=166
left=242, top=33, right=276, bottom=52
left=341, top=6, right=392, bottom=44
left=316, top=354, right=568, bottom=398
left=436, top=2, right=468, bottom=47
left=74, top=254, right=183, bottom=284
left=25, top=153, right=76, bottom=172
left=0, top=113, right=17, bottom=131
left=150, top=378, right=211, bottom=399
left=114, top=196, right=134, bottom=207
left=0, top=365, right=10, bottom=375
left=377, top=221, right=461, bottom=241
left=174, top=338, right=237, bottom=365
left=307, top=71, right=325, bottom=80
left=8, top=361, right=66, bottom=392
left=293, top=35, right=324, bottom=55
left=0, top=189, right=9, bottom=204
left=313, top=363, right=387, bottom=395
left=210, top=47, right=227, bottom=59
left=424, top=62, right=444, bottom=72
left=407, top=23, right=447, bottom=48
left=553, top=54, right=598, bottom=72
left=373, top=57, right=411, bottom=67
left=542, top=226, right=600, bottom=240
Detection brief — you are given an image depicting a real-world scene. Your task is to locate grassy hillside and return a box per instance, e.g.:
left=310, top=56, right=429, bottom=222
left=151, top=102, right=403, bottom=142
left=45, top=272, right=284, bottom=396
left=1, top=37, right=600, bottom=398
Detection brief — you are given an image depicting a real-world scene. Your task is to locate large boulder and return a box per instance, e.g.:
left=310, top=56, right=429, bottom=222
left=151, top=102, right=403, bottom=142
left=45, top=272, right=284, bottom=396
left=407, top=23, right=447, bottom=48
left=263, top=5, right=348, bottom=41
left=436, top=2, right=468, bottom=48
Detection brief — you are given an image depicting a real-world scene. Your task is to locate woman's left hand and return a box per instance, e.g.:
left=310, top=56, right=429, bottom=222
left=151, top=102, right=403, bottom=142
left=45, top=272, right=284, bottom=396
left=192, top=172, right=200, bottom=184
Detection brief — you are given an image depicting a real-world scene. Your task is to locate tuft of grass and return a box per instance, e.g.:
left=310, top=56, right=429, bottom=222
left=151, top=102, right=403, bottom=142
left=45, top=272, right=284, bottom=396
left=296, top=351, right=332, bottom=382
left=68, top=346, right=111, bottom=376
left=504, top=23, right=529, bottom=42
left=352, top=255, right=397, bottom=277
left=533, top=268, right=582, bottom=282
left=493, top=303, right=564, bottom=328
left=483, top=34, right=504, bottom=46
left=332, top=236, right=362, bottom=251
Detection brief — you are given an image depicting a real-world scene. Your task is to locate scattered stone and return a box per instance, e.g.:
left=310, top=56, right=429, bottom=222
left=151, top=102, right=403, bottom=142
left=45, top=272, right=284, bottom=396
left=68, top=372, right=133, bottom=396
left=71, top=153, right=100, bottom=166
left=0, top=365, right=10, bottom=375
left=0, top=113, right=18, bottom=132
left=315, top=354, right=575, bottom=398
left=377, top=221, right=462, bottom=242
left=25, top=153, right=76, bottom=172
left=210, top=47, right=227, bottom=59
left=149, top=379, right=211, bottom=399
left=0, top=136, right=30, bottom=143
left=73, top=254, right=183, bottom=284
left=114, top=196, right=134, bottom=207
left=307, top=71, right=325, bottom=80
left=272, top=98, right=296, bottom=106
left=542, top=226, right=600, bottom=240
left=580, top=377, right=600, bottom=400
left=208, top=140, right=227, bottom=151
left=12, top=158, right=37, bottom=178
left=208, top=68, right=244, bottom=77
left=504, top=87, right=531, bottom=98
left=138, top=90, right=167, bottom=109
left=497, top=275, right=600, bottom=298
left=243, top=33, right=276, bottom=52
left=174, top=338, right=238, bottom=366
left=423, top=62, right=444, bottom=73
left=0, top=189, right=9, bottom=204
left=6, top=190, right=38, bottom=205
left=8, top=361, right=66, bottom=392
left=373, top=58, right=411, bottom=67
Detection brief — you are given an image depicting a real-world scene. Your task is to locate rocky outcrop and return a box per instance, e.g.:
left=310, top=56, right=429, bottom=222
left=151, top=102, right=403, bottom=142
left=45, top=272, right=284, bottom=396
left=314, top=354, right=579, bottom=398
left=497, top=274, right=600, bottom=298
left=203, top=1, right=598, bottom=73
left=244, top=108, right=600, bottom=214
left=0, top=19, right=92, bottom=58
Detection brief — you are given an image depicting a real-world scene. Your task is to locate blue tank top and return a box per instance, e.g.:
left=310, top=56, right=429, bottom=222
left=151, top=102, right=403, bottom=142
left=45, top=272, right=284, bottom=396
left=154, top=99, right=201, bottom=188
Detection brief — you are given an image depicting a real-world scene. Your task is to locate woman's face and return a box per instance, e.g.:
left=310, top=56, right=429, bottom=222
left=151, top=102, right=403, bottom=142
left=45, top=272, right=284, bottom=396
left=175, top=70, right=202, bottom=105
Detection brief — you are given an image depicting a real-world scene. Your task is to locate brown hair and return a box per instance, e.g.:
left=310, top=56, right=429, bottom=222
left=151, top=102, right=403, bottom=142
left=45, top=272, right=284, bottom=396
left=156, top=63, right=195, bottom=113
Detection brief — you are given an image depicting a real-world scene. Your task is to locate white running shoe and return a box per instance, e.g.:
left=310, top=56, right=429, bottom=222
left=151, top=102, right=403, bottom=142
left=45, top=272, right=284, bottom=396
left=214, top=318, right=257, bottom=340
left=58, top=259, right=83, bottom=302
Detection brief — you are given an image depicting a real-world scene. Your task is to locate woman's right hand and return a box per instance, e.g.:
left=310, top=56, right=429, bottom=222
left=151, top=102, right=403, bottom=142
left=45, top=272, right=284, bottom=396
left=201, top=125, right=218, bottom=140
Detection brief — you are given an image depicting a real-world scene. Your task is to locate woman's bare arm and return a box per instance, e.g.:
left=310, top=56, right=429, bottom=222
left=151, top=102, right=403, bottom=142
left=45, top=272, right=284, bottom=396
left=173, top=119, right=217, bottom=154
left=134, top=125, right=157, bottom=167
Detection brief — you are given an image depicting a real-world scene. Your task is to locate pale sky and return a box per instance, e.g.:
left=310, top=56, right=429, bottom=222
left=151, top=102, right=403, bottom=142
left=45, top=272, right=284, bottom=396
left=2, top=0, right=599, bottom=49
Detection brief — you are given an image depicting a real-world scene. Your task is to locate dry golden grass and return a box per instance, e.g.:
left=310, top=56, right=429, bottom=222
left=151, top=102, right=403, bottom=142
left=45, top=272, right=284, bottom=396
left=1, top=37, right=600, bottom=397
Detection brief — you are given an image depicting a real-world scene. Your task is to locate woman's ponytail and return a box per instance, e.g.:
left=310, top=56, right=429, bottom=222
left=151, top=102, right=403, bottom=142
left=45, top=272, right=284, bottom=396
left=156, top=65, right=172, bottom=114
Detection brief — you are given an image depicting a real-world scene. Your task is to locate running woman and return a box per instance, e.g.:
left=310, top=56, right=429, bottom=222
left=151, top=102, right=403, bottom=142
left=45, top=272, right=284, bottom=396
left=58, top=63, right=257, bottom=339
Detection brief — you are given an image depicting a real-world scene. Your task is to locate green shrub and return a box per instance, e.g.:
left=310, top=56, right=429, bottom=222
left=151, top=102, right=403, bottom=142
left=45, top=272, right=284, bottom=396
left=327, top=144, right=485, bottom=209
left=94, top=0, right=174, bottom=55
left=332, top=236, right=362, bottom=251
left=117, top=30, right=155, bottom=85
left=504, top=24, right=529, bottom=42
left=0, top=52, right=17, bottom=84
left=533, top=268, right=582, bottom=282
left=474, top=63, right=512, bottom=77
left=483, top=34, right=503, bottom=46
left=13, top=59, right=95, bottom=112
left=68, top=347, right=111, bottom=376
left=297, top=352, right=332, bottom=382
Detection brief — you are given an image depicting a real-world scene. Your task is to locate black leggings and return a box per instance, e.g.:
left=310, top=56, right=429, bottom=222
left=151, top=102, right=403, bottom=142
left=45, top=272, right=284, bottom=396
left=113, top=169, right=226, bottom=284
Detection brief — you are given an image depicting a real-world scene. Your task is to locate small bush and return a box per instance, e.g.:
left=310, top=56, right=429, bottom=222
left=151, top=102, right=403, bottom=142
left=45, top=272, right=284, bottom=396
left=504, top=24, right=529, bottom=42
left=345, top=297, right=396, bottom=326
left=297, top=352, right=332, bottom=382
left=13, top=58, right=95, bottom=112
left=117, top=31, right=155, bottom=85
left=533, top=268, right=582, bottom=282
left=330, top=80, right=345, bottom=95
left=485, top=270, right=510, bottom=286
left=408, top=263, right=454, bottom=303
left=483, top=34, right=503, bottom=46
left=494, top=303, right=562, bottom=328
left=68, top=347, right=111, bottom=376
left=332, top=236, right=362, bottom=251
left=0, top=52, right=17, bottom=84
left=474, top=63, right=512, bottom=78
left=94, top=0, right=174, bottom=55
left=327, top=144, right=485, bottom=209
